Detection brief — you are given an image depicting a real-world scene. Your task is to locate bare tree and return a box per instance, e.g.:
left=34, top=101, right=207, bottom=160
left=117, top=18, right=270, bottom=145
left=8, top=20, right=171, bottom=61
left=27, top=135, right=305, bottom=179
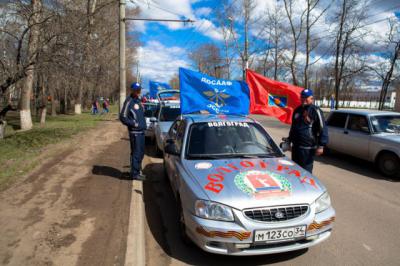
left=283, top=0, right=305, bottom=85
left=215, top=0, right=235, bottom=79
left=303, top=0, right=331, bottom=88
left=377, top=19, right=400, bottom=109
left=263, top=3, right=286, bottom=80
left=333, top=0, right=368, bottom=109
left=20, top=0, right=43, bottom=130
left=189, top=43, right=222, bottom=77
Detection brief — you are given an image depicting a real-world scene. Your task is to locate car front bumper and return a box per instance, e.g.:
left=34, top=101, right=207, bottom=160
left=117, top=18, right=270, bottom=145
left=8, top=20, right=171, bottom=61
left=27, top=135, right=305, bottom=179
left=184, top=206, right=335, bottom=256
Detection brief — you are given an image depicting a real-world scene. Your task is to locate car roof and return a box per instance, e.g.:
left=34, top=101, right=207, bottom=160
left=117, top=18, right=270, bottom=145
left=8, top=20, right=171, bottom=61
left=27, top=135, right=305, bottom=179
left=161, top=100, right=180, bottom=106
left=331, top=109, right=399, bottom=116
left=182, top=114, right=255, bottom=123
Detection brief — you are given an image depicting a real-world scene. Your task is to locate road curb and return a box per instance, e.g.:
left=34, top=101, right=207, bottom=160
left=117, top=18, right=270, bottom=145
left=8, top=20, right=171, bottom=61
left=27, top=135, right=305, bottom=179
left=125, top=180, right=145, bottom=266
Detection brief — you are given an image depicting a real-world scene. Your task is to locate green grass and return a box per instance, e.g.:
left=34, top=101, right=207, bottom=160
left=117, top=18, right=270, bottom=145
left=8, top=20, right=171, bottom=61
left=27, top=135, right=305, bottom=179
left=0, top=107, right=117, bottom=189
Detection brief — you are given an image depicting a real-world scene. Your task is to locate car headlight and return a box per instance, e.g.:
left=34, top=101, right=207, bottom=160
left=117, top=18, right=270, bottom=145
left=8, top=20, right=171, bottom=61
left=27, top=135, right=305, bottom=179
left=315, top=192, right=331, bottom=213
left=195, top=200, right=234, bottom=222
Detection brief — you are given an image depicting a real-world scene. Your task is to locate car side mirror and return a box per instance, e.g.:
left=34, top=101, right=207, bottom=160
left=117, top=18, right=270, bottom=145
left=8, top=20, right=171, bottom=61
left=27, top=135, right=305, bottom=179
left=164, top=143, right=180, bottom=156
left=280, top=138, right=291, bottom=152
left=150, top=117, right=157, bottom=123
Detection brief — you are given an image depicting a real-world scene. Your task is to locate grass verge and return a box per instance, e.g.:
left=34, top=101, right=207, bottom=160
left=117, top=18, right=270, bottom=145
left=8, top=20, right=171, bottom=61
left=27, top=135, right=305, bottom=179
left=0, top=109, right=116, bottom=189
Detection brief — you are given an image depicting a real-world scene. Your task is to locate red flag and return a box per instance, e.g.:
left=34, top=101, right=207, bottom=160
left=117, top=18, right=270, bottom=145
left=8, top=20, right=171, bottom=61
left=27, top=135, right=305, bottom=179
left=246, top=69, right=303, bottom=124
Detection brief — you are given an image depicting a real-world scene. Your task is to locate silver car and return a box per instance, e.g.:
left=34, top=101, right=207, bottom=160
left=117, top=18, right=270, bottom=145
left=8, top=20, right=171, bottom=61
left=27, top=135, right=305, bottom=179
left=326, top=109, right=400, bottom=177
left=154, top=101, right=181, bottom=154
left=163, top=114, right=335, bottom=256
left=143, top=102, right=159, bottom=141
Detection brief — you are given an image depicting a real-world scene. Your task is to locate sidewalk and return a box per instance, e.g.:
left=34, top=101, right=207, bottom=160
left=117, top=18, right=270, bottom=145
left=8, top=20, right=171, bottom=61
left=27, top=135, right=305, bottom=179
left=0, top=120, right=145, bottom=266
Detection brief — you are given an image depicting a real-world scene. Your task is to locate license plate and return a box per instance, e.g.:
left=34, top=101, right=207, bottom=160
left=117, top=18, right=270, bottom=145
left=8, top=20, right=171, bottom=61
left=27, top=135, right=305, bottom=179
left=254, top=226, right=306, bottom=243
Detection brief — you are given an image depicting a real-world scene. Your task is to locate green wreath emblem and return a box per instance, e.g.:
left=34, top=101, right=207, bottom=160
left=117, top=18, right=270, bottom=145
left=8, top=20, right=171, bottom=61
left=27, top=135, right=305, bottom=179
left=234, top=170, right=292, bottom=196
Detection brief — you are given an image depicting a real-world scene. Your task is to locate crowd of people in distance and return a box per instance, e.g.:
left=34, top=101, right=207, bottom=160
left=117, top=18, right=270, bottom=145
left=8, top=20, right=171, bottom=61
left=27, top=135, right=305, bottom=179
left=92, top=97, right=110, bottom=115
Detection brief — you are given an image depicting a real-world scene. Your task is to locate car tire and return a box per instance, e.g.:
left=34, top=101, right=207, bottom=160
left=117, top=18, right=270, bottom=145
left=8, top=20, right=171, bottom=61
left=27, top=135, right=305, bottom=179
left=177, top=199, right=192, bottom=245
left=377, top=152, right=400, bottom=177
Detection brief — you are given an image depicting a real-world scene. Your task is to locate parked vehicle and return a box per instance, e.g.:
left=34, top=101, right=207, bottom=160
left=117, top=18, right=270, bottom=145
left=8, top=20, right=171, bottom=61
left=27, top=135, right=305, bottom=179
left=326, top=109, right=400, bottom=177
left=143, top=102, right=159, bottom=142
left=154, top=90, right=181, bottom=154
left=163, top=114, right=335, bottom=255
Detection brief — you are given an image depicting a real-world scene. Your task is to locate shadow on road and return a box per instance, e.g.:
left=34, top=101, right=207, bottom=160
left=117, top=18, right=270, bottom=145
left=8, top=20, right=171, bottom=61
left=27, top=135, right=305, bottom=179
left=91, top=165, right=130, bottom=180
left=141, top=156, right=308, bottom=265
left=316, top=151, right=400, bottom=182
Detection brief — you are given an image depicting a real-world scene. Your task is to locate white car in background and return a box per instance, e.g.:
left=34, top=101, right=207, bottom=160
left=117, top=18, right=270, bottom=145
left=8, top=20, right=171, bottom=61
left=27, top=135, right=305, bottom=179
left=143, top=102, right=159, bottom=142
left=154, top=90, right=181, bottom=154
left=326, top=109, right=400, bottom=177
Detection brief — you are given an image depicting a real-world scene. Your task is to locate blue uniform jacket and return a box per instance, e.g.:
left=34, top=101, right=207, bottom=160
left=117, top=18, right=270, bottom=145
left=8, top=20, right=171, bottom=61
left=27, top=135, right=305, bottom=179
left=120, top=95, right=147, bottom=132
left=288, top=104, right=328, bottom=148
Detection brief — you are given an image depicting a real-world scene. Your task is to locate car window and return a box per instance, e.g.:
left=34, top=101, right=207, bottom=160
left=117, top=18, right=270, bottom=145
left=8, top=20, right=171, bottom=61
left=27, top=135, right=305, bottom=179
left=370, top=115, right=400, bottom=133
left=159, top=106, right=181, bottom=122
left=327, top=112, right=347, bottom=128
left=168, top=120, right=180, bottom=139
left=144, top=104, right=158, bottom=117
left=186, top=122, right=282, bottom=158
left=175, top=121, right=186, bottom=151
left=347, top=115, right=370, bottom=133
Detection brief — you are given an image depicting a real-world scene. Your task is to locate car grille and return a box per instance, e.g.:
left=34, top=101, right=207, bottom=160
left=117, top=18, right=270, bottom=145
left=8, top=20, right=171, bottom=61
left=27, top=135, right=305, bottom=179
left=244, top=205, right=309, bottom=222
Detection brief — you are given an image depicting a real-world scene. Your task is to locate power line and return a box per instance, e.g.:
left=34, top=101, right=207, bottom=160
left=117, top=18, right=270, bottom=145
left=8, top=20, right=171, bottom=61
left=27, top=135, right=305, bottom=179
left=181, top=0, right=240, bottom=50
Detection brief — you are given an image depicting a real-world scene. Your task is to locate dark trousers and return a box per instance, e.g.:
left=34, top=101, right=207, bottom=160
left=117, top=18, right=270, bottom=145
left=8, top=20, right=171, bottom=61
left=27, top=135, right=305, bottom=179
left=292, top=146, right=315, bottom=173
left=129, top=131, right=145, bottom=177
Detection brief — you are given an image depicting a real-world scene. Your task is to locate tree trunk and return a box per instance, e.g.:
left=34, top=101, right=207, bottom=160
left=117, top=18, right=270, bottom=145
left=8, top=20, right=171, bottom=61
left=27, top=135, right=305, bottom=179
left=0, top=120, right=6, bottom=139
left=39, top=82, right=47, bottom=124
left=379, top=41, right=399, bottom=110
left=334, top=0, right=346, bottom=110
left=40, top=107, right=46, bottom=124
left=19, top=0, right=42, bottom=130
left=50, top=89, right=57, bottom=116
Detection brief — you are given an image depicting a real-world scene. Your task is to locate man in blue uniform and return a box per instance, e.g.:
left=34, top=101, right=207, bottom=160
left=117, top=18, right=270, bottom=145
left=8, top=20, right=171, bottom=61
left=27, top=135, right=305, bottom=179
left=120, top=82, right=147, bottom=180
left=288, top=89, right=328, bottom=173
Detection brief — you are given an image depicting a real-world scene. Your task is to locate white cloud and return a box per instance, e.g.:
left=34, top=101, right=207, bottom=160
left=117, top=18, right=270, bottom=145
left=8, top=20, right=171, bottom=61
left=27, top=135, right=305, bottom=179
left=136, top=41, right=189, bottom=83
left=194, top=7, right=212, bottom=17
left=127, top=0, right=224, bottom=41
left=194, top=18, right=224, bottom=41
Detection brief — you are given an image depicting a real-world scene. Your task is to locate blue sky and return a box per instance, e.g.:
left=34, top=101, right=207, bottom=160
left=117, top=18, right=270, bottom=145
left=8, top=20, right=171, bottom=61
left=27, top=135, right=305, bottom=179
left=127, top=0, right=400, bottom=91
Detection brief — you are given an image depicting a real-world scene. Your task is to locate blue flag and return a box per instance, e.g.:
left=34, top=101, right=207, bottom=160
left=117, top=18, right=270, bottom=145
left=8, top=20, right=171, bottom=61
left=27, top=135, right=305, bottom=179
left=179, top=68, right=250, bottom=115
left=149, top=81, right=172, bottom=98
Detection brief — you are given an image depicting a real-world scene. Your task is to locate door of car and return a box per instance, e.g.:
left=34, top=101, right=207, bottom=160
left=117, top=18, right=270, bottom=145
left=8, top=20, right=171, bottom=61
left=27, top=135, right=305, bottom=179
left=154, top=107, right=162, bottom=149
left=342, top=114, right=371, bottom=160
left=164, top=120, right=185, bottom=192
left=326, top=112, right=348, bottom=152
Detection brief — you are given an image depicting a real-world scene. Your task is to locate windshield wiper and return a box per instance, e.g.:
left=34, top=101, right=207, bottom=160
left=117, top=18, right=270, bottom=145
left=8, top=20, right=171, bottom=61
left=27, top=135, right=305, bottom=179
left=187, top=154, right=222, bottom=159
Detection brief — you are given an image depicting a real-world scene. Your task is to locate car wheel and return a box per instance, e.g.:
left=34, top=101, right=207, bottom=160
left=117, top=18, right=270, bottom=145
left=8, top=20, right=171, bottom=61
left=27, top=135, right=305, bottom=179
left=177, top=199, right=192, bottom=245
left=377, top=152, right=400, bottom=177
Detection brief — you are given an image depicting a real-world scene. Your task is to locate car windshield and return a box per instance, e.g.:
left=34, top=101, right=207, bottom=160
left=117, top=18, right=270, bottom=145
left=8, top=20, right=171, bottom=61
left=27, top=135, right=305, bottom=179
left=371, top=115, right=400, bottom=134
left=186, top=122, right=282, bottom=159
left=144, top=104, right=158, bottom=117
left=159, top=105, right=181, bottom=122
left=158, top=91, right=179, bottom=101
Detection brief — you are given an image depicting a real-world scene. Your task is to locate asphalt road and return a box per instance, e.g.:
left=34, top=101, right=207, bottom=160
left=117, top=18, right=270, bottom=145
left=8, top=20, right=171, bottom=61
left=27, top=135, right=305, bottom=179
left=143, top=115, right=400, bottom=266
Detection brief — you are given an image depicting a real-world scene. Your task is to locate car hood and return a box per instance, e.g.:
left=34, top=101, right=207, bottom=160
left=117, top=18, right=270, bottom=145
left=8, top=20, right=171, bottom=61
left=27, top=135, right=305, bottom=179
left=183, top=157, right=326, bottom=210
left=159, top=121, right=173, bottom=134
left=374, top=133, right=400, bottom=143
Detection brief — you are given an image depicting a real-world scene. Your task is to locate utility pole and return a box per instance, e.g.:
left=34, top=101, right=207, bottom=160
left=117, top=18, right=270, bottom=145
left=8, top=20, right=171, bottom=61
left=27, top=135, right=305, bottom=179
left=119, top=0, right=126, bottom=112
left=243, top=1, right=249, bottom=81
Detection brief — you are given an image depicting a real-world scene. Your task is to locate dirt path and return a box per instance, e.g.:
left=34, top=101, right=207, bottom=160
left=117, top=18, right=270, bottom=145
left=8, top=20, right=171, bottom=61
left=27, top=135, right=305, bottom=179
left=0, top=120, right=132, bottom=266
